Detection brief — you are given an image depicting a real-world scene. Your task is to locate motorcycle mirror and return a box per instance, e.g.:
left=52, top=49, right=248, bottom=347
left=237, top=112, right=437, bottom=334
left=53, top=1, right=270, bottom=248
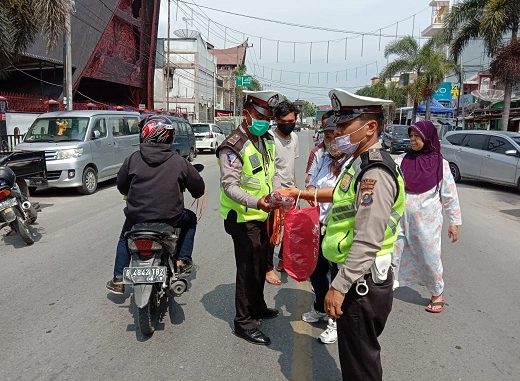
left=193, top=164, right=204, bottom=173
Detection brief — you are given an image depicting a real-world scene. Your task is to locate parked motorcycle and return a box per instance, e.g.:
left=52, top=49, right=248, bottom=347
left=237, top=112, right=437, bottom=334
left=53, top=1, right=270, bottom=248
left=0, top=166, right=38, bottom=245
left=123, top=163, right=204, bottom=336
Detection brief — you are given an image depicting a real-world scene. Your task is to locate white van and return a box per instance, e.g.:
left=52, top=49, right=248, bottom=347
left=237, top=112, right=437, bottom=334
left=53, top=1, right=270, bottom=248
left=15, top=110, right=140, bottom=194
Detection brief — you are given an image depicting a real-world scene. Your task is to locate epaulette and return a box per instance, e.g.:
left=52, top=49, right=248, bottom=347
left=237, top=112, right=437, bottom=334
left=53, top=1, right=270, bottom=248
left=228, top=134, right=241, bottom=146
left=368, top=148, right=383, bottom=162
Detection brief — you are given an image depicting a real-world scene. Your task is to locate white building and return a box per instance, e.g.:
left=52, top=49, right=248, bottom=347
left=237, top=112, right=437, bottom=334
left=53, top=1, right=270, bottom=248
left=154, top=30, right=217, bottom=122
left=422, top=0, right=490, bottom=70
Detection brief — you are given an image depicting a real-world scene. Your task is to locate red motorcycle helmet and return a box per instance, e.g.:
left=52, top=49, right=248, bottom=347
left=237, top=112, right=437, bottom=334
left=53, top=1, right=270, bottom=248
left=139, top=115, right=175, bottom=144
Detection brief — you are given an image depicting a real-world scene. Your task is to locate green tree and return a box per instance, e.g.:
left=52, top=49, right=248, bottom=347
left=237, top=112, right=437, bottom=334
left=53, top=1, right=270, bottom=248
left=442, top=0, right=520, bottom=131
left=381, top=36, right=453, bottom=121
left=302, top=101, right=316, bottom=117
left=356, top=81, right=407, bottom=107
left=0, top=0, right=70, bottom=71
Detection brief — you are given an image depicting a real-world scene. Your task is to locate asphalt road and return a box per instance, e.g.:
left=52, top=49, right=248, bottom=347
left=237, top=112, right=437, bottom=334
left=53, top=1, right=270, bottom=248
left=1, top=130, right=519, bottom=381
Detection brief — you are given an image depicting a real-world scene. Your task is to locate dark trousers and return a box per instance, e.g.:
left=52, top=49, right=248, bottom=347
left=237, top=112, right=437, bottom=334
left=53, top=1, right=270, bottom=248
left=310, top=234, right=331, bottom=313
left=337, top=270, right=394, bottom=381
left=224, top=211, right=268, bottom=330
left=113, top=209, right=197, bottom=279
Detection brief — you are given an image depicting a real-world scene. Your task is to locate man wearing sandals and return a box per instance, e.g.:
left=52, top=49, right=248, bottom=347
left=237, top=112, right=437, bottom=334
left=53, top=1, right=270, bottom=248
left=286, top=89, right=405, bottom=381
left=265, top=100, right=300, bottom=286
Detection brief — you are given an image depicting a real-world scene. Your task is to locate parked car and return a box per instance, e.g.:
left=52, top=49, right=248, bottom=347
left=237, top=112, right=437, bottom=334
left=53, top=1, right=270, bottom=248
left=15, top=110, right=140, bottom=195
left=192, top=123, right=225, bottom=153
left=441, top=130, right=520, bottom=191
left=382, top=124, right=411, bottom=153
left=163, top=116, right=197, bottom=161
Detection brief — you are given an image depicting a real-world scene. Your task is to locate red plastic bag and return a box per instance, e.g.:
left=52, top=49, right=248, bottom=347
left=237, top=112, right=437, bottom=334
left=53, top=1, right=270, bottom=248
left=282, top=204, right=320, bottom=282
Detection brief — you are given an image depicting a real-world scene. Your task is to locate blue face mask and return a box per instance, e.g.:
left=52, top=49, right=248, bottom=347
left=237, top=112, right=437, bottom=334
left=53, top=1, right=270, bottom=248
left=246, top=111, right=270, bottom=136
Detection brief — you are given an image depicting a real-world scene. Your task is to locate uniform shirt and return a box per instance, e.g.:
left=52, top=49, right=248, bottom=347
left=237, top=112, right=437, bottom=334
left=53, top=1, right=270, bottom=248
left=331, top=142, right=398, bottom=294
left=306, top=142, right=325, bottom=176
left=310, top=154, right=352, bottom=224
left=270, top=127, right=299, bottom=190
left=219, top=126, right=269, bottom=210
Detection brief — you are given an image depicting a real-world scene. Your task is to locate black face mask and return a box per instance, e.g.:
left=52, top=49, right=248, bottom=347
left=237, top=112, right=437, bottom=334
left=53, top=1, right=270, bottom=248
left=277, top=123, right=296, bottom=136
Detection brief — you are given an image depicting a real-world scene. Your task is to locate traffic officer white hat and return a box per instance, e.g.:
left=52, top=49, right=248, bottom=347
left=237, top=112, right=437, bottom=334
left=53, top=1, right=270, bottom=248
left=243, top=90, right=287, bottom=118
left=328, top=88, right=392, bottom=124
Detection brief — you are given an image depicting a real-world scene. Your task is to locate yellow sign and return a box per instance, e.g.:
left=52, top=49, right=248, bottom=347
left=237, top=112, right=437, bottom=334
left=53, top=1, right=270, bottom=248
left=451, top=85, right=460, bottom=97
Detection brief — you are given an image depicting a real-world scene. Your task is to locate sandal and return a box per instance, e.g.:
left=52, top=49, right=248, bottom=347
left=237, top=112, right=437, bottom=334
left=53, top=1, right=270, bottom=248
left=425, top=298, right=445, bottom=313
left=266, top=270, right=282, bottom=285
left=275, top=260, right=285, bottom=273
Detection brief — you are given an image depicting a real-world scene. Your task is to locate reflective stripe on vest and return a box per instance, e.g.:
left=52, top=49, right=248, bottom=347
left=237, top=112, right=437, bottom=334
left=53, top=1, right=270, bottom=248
left=322, top=153, right=406, bottom=264
left=219, top=139, right=275, bottom=222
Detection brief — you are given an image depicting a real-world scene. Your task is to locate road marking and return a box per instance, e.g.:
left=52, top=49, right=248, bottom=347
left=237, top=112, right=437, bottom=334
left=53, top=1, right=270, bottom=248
left=290, top=281, right=313, bottom=381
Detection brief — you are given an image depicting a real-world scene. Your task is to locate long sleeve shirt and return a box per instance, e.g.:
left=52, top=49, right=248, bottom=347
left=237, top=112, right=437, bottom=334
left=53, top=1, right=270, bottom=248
left=331, top=143, right=398, bottom=294
left=218, top=127, right=268, bottom=209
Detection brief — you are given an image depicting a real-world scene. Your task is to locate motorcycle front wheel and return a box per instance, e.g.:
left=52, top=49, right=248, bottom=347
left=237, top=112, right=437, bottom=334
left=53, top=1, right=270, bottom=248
left=12, top=217, right=34, bottom=246
left=138, top=286, right=159, bottom=336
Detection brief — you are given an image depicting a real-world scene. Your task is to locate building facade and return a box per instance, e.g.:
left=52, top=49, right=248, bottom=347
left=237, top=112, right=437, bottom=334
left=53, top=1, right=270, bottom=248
left=154, top=31, right=217, bottom=123
left=0, top=0, right=160, bottom=112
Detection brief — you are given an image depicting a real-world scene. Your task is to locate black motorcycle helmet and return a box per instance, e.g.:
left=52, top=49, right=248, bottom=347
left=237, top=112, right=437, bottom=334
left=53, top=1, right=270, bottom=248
left=0, top=166, right=16, bottom=189
left=139, top=115, right=175, bottom=144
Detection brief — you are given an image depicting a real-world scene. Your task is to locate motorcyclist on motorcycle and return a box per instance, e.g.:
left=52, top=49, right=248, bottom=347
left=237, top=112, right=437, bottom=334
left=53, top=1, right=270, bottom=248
left=106, top=115, right=205, bottom=295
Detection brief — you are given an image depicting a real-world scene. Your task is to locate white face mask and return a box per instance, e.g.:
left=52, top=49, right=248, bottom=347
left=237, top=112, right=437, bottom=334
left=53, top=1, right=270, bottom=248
left=335, top=123, right=367, bottom=156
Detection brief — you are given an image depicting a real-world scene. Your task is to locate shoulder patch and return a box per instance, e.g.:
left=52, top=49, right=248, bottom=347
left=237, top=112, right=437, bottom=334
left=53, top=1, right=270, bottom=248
left=368, top=149, right=383, bottom=162
left=359, top=178, right=377, bottom=192
left=339, top=172, right=352, bottom=192
left=359, top=178, right=377, bottom=206
left=228, top=134, right=241, bottom=146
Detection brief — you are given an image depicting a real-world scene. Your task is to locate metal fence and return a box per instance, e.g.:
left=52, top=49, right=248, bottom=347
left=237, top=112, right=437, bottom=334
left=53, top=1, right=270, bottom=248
left=0, top=134, right=24, bottom=153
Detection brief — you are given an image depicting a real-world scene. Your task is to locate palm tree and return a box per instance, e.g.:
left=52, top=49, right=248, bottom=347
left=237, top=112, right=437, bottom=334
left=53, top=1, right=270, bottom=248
left=381, top=36, right=453, bottom=122
left=0, top=0, right=71, bottom=71
left=442, top=0, right=520, bottom=131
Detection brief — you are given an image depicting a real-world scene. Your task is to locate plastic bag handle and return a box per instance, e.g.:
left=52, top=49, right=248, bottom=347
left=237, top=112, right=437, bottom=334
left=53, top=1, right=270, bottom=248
left=295, top=190, right=302, bottom=206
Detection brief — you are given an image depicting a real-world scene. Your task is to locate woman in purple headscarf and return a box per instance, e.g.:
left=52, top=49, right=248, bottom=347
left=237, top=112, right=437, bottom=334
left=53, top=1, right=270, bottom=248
left=393, top=120, right=462, bottom=313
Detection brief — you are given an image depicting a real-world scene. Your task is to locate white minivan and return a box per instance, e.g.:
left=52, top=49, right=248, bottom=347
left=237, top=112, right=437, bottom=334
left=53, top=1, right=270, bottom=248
left=192, top=123, right=225, bottom=153
left=15, top=110, right=140, bottom=194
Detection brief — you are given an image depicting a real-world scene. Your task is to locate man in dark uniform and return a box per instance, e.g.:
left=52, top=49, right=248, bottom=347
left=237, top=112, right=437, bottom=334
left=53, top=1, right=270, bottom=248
left=216, top=90, right=285, bottom=345
left=287, top=89, right=406, bottom=380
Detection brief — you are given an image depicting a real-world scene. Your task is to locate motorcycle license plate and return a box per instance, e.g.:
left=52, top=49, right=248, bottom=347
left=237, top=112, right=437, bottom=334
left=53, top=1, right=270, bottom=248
left=122, top=266, right=167, bottom=284
left=0, top=198, right=17, bottom=211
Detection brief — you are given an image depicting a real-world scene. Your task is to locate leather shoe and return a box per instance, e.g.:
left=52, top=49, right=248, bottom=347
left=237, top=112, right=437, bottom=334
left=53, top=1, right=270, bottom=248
left=255, top=308, right=280, bottom=320
left=233, top=327, right=271, bottom=345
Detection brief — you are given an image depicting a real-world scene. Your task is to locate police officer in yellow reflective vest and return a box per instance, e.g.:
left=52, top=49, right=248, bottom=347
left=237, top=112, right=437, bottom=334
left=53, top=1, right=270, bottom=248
left=217, top=90, right=286, bottom=346
left=287, top=89, right=405, bottom=381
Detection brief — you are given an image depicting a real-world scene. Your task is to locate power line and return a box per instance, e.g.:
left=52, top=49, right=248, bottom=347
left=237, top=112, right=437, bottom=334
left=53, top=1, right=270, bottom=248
left=178, top=0, right=429, bottom=42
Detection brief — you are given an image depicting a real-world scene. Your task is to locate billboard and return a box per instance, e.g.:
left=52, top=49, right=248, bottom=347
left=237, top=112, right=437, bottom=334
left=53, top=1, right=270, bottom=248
left=433, top=82, right=453, bottom=102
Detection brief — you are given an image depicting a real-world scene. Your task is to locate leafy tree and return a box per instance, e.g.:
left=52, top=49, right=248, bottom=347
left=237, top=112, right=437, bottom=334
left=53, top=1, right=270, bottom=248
left=356, top=81, right=407, bottom=107
left=381, top=36, right=453, bottom=121
left=442, top=0, right=520, bottom=131
left=302, top=100, right=316, bottom=117
left=0, top=0, right=71, bottom=71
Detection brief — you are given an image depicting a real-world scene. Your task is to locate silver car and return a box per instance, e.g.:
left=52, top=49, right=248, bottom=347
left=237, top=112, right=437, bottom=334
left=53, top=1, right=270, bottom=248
left=15, top=110, right=140, bottom=195
left=441, top=130, right=520, bottom=192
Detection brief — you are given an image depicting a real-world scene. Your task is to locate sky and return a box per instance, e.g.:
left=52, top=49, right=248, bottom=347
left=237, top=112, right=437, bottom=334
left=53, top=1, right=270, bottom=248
left=157, top=0, right=434, bottom=104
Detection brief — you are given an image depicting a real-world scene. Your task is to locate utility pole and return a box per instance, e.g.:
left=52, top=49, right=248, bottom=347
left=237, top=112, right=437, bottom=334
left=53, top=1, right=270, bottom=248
left=166, top=0, right=171, bottom=112
left=63, top=1, right=74, bottom=111
left=460, top=60, right=465, bottom=128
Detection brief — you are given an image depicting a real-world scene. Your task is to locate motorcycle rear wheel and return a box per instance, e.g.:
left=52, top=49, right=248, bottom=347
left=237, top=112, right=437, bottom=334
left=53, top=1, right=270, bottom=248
left=138, top=286, right=159, bottom=336
left=12, top=217, right=34, bottom=246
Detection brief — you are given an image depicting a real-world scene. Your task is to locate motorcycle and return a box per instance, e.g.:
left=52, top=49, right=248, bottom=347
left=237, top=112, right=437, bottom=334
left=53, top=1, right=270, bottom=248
left=123, top=163, right=204, bottom=336
left=0, top=166, right=38, bottom=245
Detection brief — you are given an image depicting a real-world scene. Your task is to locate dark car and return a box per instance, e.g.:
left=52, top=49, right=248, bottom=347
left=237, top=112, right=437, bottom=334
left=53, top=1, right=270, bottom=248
left=164, top=116, right=197, bottom=162
left=382, top=124, right=411, bottom=153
